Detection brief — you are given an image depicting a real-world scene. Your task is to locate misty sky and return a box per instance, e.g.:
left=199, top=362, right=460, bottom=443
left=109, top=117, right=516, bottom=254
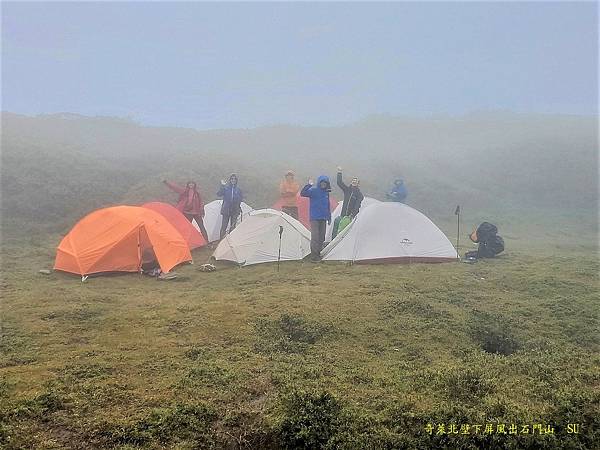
left=2, top=2, right=598, bottom=129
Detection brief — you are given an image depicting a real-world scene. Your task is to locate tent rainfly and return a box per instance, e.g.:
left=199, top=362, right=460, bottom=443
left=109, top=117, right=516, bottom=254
left=325, top=196, right=382, bottom=242
left=54, top=206, right=192, bottom=279
left=321, top=202, right=458, bottom=263
left=142, top=201, right=207, bottom=249
left=212, top=209, right=311, bottom=266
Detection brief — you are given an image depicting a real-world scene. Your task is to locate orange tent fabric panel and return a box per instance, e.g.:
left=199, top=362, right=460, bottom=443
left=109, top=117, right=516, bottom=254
left=54, top=206, right=192, bottom=276
left=139, top=208, right=192, bottom=273
left=84, top=228, right=142, bottom=274
left=142, top=202, right=206, bottom=250
left=55, top=234, right=83, bottom=275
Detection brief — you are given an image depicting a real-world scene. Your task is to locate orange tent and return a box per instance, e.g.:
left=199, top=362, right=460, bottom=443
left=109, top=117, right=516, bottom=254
left=142, top=202, right=206, bottom=250
left=272, top=193, right=337, bottom=229
left=54, top=206, right=192, bottom=278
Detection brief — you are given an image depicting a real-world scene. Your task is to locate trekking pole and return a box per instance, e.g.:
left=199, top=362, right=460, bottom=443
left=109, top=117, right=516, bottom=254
left=454, top=205, right=461, bottom=259
left=277, top=225, right=284, bottom=272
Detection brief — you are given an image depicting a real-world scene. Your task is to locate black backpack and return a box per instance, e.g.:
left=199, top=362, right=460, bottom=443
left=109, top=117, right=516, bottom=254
left=478, top=235, right=504, bottom=258
left=465, top=222, right=505, bottom=260
left=476, top=222, right=498, bottom=243
left=489, top=235, right=504, bottom=255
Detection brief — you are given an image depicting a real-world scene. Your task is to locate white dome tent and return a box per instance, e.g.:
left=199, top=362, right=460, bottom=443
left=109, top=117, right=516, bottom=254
left=321, top=202, right=458, bottom=263
left=194, top=200, right=253, bottom=243
left=212, top=209, right=311, bottom=266
left=325, top=196, right=382, bottom=242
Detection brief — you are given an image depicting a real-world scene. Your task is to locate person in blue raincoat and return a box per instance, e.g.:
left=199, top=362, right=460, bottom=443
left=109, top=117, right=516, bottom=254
left=386, top=178, right=407, bottom=203
left=217, top=173, right=244, bottom=239
left=300, top=175, right=332, bottom=261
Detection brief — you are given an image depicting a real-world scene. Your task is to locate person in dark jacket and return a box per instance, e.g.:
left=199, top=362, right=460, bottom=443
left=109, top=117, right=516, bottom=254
left=217, top=173, right=244, bottom=239
left=333, top=166, right=364, bottom=239
left=163, top=180, right=209, bottom=242
left=386, top=178, right=407, bottom=203
left=300, top=175, right=332, bottom=261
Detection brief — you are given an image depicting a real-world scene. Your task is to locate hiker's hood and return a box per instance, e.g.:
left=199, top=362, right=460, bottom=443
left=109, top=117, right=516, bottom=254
left=317, top=175, right=331, bottom=189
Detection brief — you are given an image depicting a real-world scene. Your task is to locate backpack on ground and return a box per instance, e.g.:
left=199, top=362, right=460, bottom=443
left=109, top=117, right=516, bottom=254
left=465, top=222, right=504, bottom=260
left=478, top=235, right=504, bottom=258
left=471, top=222, right=498, bottom=243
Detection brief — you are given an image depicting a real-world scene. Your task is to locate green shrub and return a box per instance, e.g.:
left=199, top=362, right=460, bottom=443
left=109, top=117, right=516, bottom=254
left=548, top=389, right=600, bottom=449
left=10, top=389, right=66, bottom=420
left=181, top=364, right=235, bottom=388
left=255, top=313, right=330, bottom=354
left=96, top=403, right=217, bottom=447
left=441, top=367, right=494, bottom=403
left=221, top=408, right=277, bottom=449
left=184, top=346, right=206, bottom=360
left=469, top=310, right=520, bottom=355
left=64, top=363, right=113, bottom=380
left=278, top=390, right=342, bottom=449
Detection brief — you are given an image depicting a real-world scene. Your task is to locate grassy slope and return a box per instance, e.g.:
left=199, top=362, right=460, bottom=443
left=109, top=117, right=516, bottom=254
left=1, top=112, right=598, bottom=448
left=1, top=235, right=598, bottom=449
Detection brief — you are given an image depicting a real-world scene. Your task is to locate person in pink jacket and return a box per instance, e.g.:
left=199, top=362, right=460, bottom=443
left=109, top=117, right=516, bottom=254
left=163, top=180, right=209, bottom=242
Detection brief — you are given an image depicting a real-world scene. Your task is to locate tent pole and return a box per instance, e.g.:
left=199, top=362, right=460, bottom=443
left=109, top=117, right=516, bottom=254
left=455, top=205, right=461, bottom=259
left=277, top=225, right=284, bottom=272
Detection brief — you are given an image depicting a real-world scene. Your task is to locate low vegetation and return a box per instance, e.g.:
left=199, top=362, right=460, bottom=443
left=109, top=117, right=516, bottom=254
left=1, top=235, right=597, bottom=448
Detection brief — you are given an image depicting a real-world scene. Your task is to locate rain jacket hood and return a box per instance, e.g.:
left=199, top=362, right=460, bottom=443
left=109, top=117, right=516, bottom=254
left=317, top=175, right=331, bottom=191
